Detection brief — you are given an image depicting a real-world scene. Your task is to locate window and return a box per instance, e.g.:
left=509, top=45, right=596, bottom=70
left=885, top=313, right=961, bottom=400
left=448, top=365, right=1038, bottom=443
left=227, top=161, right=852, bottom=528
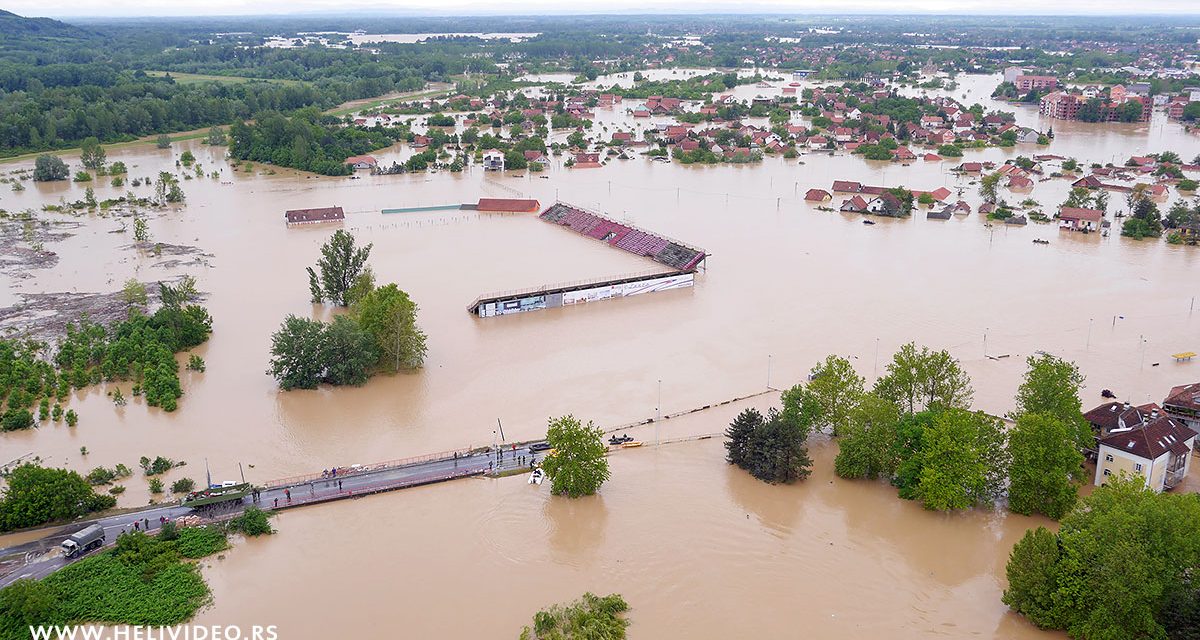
left=1134, top=463, right=1143, bottom=472
left=1103, top=469, right=1112, bottom=477
left=1104, top=454, right=1114, bottom=462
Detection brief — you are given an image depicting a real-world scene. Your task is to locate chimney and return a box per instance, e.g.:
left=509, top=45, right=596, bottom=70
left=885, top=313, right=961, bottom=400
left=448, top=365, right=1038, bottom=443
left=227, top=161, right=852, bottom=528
left=1151, top=408, right=1159, bottom=419
left=1123, top=402, right=1131, bottom=411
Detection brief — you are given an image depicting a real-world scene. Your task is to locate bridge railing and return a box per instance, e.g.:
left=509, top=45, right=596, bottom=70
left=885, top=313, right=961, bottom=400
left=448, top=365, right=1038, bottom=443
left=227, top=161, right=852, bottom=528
left=260, top=446, right=487, bottom=489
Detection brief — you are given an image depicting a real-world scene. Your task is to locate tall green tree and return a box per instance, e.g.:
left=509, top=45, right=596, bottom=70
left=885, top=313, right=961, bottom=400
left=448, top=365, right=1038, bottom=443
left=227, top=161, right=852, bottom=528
left=1002, top=527, right=1063, bottom=627
left=1007, top=413, right=1084, bottom=519
left=308, top=230, right=373, bottom=306
left=913, top=408, right=1008, bottom=511
left=541, top=415, right=611, bottom=498
left=1013, top=354, right=1090, bottom=449
left=874, top=343, right=973, bottom=415
left=725, top=408, right=763, bottom=468
left=266, top=315, right=326, bottom=390
left=833, top=393, right=901, bottom=479
left=781, top=355, right=864, bottom=436
left=319, top=315, right=378, bottom=386
left=351, top=283, right=427, bottom=372
left=1003, top=476, right=1200, bottom=639
left=79, top=136, right=106, bottom=170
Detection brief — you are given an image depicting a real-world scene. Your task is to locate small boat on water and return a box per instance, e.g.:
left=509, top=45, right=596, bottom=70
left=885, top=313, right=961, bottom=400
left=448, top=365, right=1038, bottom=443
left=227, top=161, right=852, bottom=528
left=528, top=468, right=545, bottom=485
left=1032, top=238, right=1050, bottom=245
left=621, top=441, right=644, bottom=448
left=862, top=220, right=876, bottom=225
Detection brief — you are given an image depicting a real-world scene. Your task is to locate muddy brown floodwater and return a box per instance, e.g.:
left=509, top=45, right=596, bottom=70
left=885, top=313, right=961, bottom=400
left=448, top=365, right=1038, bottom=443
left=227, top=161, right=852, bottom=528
left=0, top=71, right=1196, bottom=635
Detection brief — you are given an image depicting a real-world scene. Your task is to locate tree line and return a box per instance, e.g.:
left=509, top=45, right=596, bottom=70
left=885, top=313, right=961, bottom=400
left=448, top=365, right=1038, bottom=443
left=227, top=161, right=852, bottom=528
left=726, top=345, right=1091, bottom=521
left=227, top=108, right=407, bottom=176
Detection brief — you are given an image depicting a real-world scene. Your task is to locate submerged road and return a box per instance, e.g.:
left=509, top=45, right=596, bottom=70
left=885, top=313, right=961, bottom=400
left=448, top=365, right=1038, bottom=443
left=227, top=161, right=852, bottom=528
left=0, top=445, right=540, bottom=588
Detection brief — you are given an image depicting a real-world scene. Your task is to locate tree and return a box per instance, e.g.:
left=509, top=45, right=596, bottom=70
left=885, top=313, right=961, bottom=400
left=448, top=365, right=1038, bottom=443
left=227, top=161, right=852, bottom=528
left=205, top=126, right=226, bottom=146
left=834, top=393, right=901, bottom=479
left=79, top=137, right=106, bottom=170
left=1002, top=527, right=1063, bottom=627
left=726, top=407, right=812, bottom=484
left=725, top=408, right=762, bottom=468
left=156, top=134, right=172, bottom=149
left=781, top=355, right=864, bottom=436
left=32, top=155, right=68, bottom=181
left=1008, top=413, right=1084, bottom=519
left=133, top=217, right=149, bottom=243
left=541, top=415, right=610, bottom=498
left=1002, top=475, right=1200, bottom=639
left=1013, top=354, right=1090, bottom=449
left=874, top=343, right=973, bottom=415
left=520, top=593, right=629, bottom=640
left=171, top=478, right=195, bottom=493
left=979, top=171, right=1002, bottom=203
left=351, top=283, right=427, bottom=372
left=122, top=278, right=148, bottom=308
left=344, top=266, right=376, bottom=307
left=309, top=230, right=373, bottom=306
left=267, top=315, right=326, bottom=390
left=0, top=464, right=115, bottom=531
left=913, top=408, right=1008, bottom=511
left=320, top=315, right=378, bottom=386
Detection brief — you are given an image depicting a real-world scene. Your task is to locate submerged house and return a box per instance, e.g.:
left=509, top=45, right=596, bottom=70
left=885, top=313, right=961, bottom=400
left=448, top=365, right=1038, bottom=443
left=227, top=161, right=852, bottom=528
left=1094, top=410, right=1196, bottom=492
left=285, top=206, right=345, bottom=227
left=1058, top=207, right=1104, bottom=231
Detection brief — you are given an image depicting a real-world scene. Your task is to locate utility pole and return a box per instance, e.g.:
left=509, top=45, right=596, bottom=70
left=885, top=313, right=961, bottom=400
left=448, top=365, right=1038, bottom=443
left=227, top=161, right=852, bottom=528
left=1086, top=318, right=1094, bottom=351
left=873, top=338, right=880, bottom=379
left=656, top=380, right=662, bottom=421
left=766, top=354, right=773, bottom=390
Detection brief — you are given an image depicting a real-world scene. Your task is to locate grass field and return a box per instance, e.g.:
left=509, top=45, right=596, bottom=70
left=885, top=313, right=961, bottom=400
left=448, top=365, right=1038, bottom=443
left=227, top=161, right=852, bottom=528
left=145, top=71, right=302, bottom=86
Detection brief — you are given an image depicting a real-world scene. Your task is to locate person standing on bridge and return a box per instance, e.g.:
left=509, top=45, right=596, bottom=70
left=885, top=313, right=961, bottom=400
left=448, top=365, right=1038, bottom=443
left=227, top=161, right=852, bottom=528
left=285, top=488, right=291, bottom=503
left=338, top=480, right=342, bottom=491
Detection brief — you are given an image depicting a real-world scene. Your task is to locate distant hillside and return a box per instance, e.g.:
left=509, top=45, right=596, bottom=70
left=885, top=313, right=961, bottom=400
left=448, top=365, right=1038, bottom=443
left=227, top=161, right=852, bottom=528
left=0, top=9, right=90, bottom=38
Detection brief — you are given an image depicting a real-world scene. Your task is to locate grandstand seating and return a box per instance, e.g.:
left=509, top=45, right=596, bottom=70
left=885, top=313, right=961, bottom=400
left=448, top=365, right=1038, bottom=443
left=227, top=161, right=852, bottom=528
left=539, top=202, right=705, bottom=271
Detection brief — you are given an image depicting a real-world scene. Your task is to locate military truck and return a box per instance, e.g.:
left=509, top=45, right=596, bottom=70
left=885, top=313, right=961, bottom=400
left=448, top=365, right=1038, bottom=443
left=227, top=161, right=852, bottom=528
left=61, top=524, right=105, bottom=558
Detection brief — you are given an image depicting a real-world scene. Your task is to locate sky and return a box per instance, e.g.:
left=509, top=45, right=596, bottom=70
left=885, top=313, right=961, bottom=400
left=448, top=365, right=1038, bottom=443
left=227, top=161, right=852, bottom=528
left=8, top=0, right=1200, bottom=18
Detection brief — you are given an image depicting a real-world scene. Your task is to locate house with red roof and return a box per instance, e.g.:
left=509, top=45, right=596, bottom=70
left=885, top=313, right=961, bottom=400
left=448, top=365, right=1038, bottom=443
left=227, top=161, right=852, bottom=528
left=1058, top=207, right=1104, bottom=231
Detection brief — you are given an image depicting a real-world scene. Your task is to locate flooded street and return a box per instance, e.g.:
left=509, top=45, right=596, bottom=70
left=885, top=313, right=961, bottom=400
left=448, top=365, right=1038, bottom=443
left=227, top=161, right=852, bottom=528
left=1, top=70, right=1197, bottom=635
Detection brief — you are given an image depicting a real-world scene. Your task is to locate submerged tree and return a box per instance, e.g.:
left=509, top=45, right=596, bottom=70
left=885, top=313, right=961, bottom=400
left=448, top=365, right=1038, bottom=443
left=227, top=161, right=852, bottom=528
left=833, top=393, right=902, bottom=479
left=266, top=315, right=325, bottom=390
left=519, top=593, right=630, bottom=640
left=725, top=407, right=812, bottom=484
left=913, top=408, right=1008, bottom=511
left=874, top=343, right=973, bottom=415
left=780, top=354, right=864, bottom=436
left=308, top=230, right=373, bottom=306
left=79, top=137, right=106, bottom=170
left=1007, top=412, right=1083, bottom=519
left=1013, top=354, right=1090, bottom=449
left=541, top=415, right=610, bottom=498
left=352, top=283, right=427, bottom=372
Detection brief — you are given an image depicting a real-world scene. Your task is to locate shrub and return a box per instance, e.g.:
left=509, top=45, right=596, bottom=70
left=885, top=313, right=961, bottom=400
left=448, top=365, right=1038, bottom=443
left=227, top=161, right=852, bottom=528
left=227, top=507, right=273, bottom=537
left=149, top=478, right=164, bottom=494
left=170, top=478, right=195, bottom=494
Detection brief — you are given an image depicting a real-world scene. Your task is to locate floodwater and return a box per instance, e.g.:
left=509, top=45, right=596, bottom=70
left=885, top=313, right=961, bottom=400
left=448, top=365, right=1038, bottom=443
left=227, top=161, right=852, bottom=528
left=0, top=71, right=1197, bottom=635
left=195, top=411, right=1061, bottom=639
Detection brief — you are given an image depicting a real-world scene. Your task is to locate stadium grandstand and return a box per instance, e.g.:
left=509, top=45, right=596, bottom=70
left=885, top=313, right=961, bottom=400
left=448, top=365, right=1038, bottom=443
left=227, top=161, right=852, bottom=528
left=539, top=202, right=706, bottom=271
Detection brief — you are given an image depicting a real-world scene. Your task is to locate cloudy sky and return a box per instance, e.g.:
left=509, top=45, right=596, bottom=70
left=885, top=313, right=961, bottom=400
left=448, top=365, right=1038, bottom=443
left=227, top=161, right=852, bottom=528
left=10, top=0, right=1200, bottom=17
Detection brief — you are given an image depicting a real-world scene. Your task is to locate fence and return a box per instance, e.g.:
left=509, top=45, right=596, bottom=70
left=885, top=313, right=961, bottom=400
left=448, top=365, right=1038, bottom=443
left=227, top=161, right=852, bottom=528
left=260, top=446, right=484, bottom=489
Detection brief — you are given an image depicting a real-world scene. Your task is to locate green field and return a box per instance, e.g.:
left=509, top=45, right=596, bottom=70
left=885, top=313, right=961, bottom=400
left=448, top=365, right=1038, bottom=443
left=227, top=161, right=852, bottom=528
left=145, top=71, right=302, bottom=86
